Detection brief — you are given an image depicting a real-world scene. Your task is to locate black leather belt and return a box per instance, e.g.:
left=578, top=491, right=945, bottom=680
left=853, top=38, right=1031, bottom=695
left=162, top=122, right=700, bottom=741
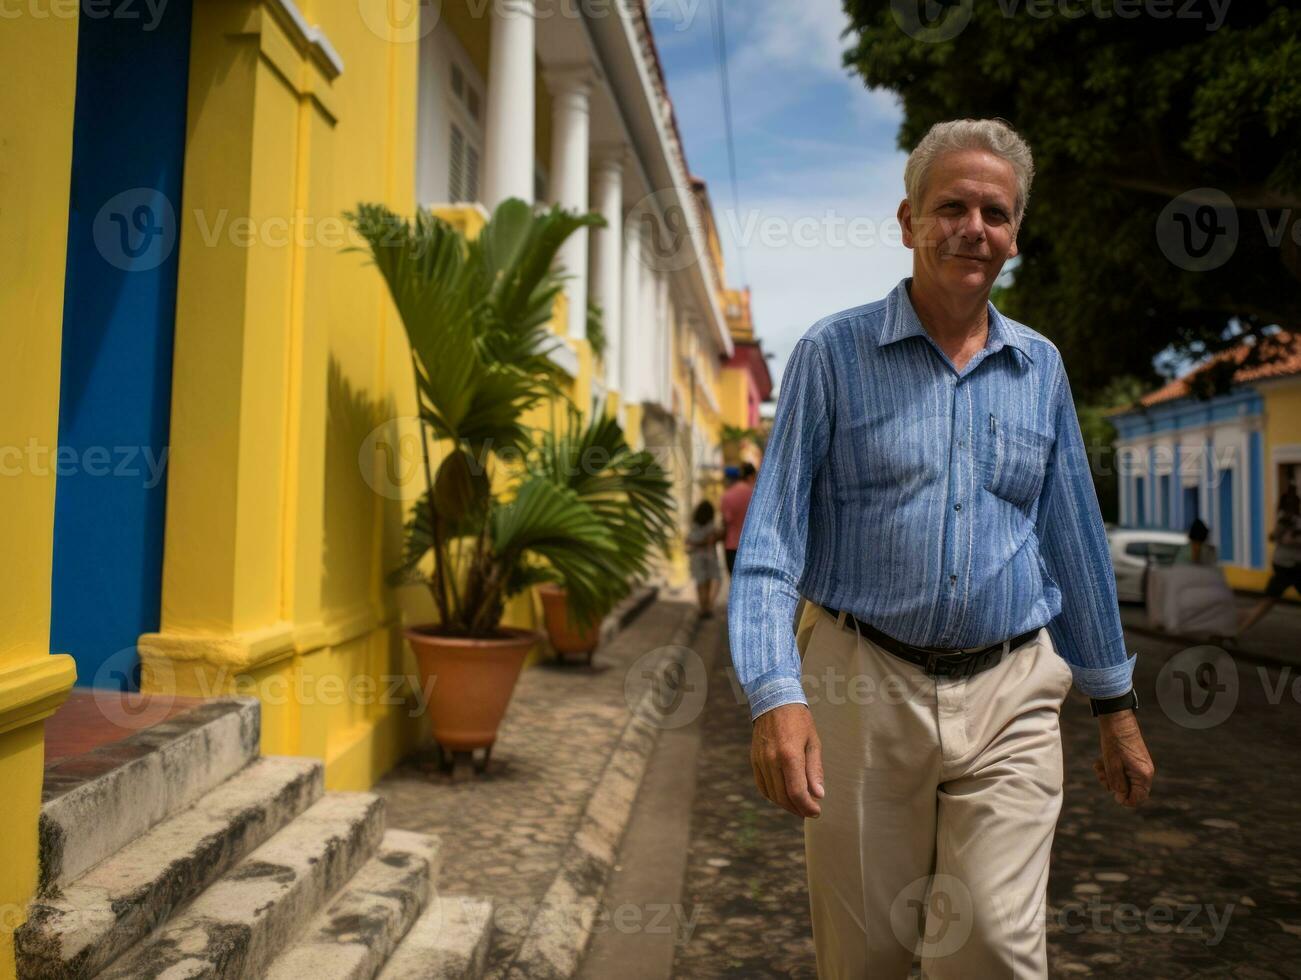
left=819, top=603, right=1040, bottom=680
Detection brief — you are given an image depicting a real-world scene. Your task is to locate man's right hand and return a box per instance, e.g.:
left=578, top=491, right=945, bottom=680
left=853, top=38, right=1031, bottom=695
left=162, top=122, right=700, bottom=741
left=750, top=703, right=824, bottom=818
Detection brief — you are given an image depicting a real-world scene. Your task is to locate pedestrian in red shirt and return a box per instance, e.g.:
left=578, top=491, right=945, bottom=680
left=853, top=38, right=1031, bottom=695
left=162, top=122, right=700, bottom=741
left=721, top=462, right=756, bottom=575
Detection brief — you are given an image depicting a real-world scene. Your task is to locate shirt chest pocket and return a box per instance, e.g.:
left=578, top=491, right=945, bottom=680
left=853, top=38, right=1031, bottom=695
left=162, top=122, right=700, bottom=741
left=982, top=414, right=1053, bottom=511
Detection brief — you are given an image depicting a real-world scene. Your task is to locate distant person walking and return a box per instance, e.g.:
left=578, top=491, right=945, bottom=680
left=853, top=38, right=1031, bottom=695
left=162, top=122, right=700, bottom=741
left=1239, top=485, right=1301, bottom=635
left=686, top=500, right=723, bottom=618
left=721, top=462, right=756, bottom=575
left=1174, top=517, right=1218, bottom=567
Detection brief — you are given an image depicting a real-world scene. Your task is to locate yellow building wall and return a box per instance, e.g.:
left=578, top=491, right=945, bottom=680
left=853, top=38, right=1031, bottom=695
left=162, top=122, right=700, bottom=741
left=719, top=366, right=750, bottom=431
left=1263, top=380, right=1301, bottom=584
left=1219, top=381, right=1301, bottom=594
left=138, top=0, right=430, bottom=790
left=0, top=14, right=81, bottom=977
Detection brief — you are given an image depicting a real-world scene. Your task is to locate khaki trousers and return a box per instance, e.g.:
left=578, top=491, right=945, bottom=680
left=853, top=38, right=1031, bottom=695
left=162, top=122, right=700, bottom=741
left=797, top=601, right=1074, bottom=979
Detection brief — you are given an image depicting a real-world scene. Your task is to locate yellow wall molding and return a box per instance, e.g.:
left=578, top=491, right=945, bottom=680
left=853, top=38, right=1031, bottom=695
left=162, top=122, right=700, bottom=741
left=0, top=655, right=77, bottom=738
left=139, top=624, right=299, bottom=671
left=138, top=601, right=388, bottom=673
left=263, top=0, right=344, bottom=79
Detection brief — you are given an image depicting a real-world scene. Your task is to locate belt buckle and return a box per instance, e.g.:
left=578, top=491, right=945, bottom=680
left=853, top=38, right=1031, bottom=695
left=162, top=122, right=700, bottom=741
left=924, top=651, right=942, bottom=675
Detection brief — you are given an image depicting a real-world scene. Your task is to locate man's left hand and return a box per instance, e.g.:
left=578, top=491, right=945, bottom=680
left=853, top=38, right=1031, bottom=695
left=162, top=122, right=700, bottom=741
left=1092, top=710, right=1155, bottom=807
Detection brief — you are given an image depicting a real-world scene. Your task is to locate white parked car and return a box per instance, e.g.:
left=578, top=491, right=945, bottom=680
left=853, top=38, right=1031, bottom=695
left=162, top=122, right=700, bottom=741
left=1106, top=528, right=1188, bottom=603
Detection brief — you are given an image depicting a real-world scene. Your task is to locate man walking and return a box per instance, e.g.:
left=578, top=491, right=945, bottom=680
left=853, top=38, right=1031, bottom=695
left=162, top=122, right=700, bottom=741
left=728, top=119, right=1155, bottom=978
left=722, top=461, right=756, bottom=575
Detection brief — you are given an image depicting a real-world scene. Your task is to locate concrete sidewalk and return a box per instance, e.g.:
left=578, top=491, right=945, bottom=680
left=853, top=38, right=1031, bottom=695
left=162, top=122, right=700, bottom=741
left=374, top=586, right=705, bottom=980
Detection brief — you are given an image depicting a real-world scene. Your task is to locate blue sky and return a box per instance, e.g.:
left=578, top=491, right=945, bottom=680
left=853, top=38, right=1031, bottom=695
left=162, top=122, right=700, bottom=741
left=648, top=0, right=914, bottom=389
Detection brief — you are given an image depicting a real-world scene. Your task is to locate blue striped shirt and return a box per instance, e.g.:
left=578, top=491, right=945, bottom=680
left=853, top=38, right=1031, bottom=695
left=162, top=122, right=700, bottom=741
left=729, top=277, right=1136, bottom=721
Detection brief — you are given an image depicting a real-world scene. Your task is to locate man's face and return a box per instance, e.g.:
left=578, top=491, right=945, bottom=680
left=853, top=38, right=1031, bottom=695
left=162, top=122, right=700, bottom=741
left=898, top=149, right=1020, bottom=299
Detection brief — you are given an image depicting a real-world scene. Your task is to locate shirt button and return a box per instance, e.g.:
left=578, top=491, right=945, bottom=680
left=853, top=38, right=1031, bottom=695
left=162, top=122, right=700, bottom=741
left=954, top=503, right=962, bottom=512
left=949, top=574, right=957, bottom=584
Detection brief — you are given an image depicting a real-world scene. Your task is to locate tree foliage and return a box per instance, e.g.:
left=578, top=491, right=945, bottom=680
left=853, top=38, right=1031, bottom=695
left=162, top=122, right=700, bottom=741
left=843, top=0, right=1301, bottom=397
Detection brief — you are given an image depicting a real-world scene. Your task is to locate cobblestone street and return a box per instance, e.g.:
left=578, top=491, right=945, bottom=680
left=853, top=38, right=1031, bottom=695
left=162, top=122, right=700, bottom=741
left=663, top=609, right=1301, bottom=978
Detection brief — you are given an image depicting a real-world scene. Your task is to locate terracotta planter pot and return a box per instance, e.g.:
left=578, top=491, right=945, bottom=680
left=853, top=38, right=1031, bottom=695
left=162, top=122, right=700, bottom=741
left=538, top=584, right=602, bottom=662
left=403, top=625, right=538, bottom=753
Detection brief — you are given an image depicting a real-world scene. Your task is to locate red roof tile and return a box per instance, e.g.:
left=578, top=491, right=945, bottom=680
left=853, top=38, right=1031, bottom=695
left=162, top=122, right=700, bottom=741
left=1130, top=330, right=1301, bottom=409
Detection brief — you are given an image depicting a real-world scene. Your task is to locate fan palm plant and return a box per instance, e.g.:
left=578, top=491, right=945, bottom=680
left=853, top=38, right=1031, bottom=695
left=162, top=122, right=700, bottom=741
left=526, top=400, right=676, bottom=623
left=346, top=197, right=627, bottom=637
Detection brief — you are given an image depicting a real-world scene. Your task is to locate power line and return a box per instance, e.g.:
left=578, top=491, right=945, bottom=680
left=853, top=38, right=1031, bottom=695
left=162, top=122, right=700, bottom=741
left=709, top=0, right=748, bottom=288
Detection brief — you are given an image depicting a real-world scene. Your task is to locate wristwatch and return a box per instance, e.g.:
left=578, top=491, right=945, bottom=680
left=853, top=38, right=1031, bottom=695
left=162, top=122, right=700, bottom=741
left=1089, top=688, right=1139, bottom=717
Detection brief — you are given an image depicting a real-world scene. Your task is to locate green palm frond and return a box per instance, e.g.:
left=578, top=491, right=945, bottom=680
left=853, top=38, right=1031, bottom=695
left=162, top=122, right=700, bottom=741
left=492, top=477, right=625, bottom=630
left=586, top=299, right=607, bottom=362
left=527, top=402, right=677, bottom=615
left=348, top=198, right=651, bottom=637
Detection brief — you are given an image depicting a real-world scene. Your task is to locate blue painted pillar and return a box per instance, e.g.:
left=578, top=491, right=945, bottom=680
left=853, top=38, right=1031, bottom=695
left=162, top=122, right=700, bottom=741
left=1148, top=445, right=1157, bottom=528
left=1249, top=430, right=1265, bottom=568
left=1121, top=453, right=1132, bottom=525
left=1172, top=443, right=1182, bottom=530
left=1205, top=437, right=1215, bottom=541
left=50, top=2, right=194, bottom=690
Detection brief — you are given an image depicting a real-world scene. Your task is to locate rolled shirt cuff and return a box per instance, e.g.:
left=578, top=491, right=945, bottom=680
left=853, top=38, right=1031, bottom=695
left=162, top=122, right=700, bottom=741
left=746, top=671, right=809, bottom=723
left=1067, top=652, right=1138, bottom=700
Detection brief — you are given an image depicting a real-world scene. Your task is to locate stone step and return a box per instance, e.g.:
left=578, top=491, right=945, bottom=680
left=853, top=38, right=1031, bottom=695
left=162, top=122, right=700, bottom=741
left=17, top=755, right=323, bottom=980
left=95, top=792, right=386, bottom=980
left=39, top=697, right=261, bottom=893
left=264, top=829, right=440, bottom=980
left=378, top=895, right=495, bottom=980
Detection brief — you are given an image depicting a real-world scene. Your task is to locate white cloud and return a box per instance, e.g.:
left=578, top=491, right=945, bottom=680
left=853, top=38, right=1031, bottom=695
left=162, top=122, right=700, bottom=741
left=647, top=3, right=915, bottom=382
left=716, top=153, right=915, bottom=383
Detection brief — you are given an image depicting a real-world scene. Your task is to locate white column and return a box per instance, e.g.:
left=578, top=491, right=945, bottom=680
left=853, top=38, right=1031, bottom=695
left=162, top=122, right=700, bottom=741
left=483, top=0, right=535, bottom=208
left=639, top=262, right=659, bottom=407
left=590, top=144, right=625, bottom=390
left=620, top=216, right=644, bottom=403
left=657, top=275, right=672, bottom=410
left=544, top=64, right=596, bottom=342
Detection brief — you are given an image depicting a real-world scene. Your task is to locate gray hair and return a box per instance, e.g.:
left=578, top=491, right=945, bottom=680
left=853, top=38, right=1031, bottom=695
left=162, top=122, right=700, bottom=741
left=904, top=118, right=1035, bottom=226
